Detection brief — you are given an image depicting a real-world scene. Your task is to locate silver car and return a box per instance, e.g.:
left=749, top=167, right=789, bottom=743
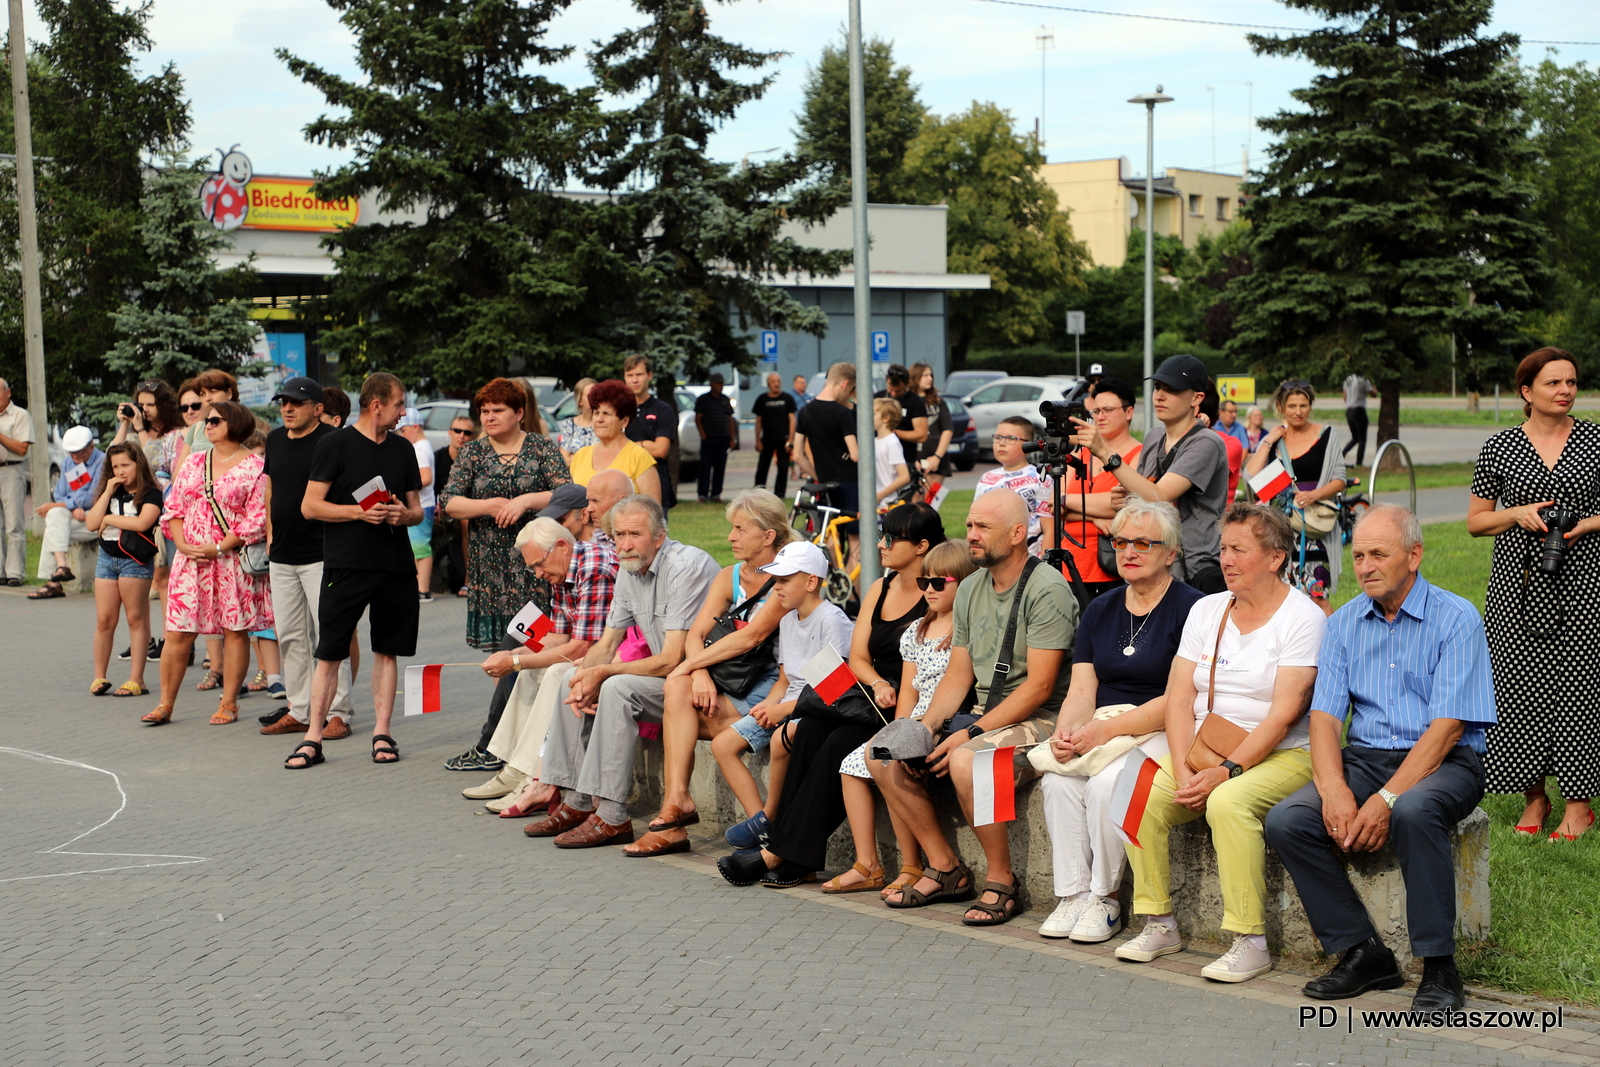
left=962, top=375, right=1085, bottom=457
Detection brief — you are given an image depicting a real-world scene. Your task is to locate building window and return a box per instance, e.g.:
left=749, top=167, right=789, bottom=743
left=1188, top=194, right=1202, bottom=216
left=1216, top=197, right=1230, bottom=221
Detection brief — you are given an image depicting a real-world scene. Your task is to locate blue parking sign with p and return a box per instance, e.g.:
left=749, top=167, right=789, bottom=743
left=759, top=330, right=778, bottom=362
left=871, top=331, right=890, bottom=362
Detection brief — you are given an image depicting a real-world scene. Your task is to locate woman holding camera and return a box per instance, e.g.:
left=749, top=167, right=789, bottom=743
left=1469, top=348, right=1600, bottom=841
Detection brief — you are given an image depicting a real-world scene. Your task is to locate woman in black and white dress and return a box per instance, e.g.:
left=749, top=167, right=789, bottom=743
left=1469, top=347, right=1600, bottom=841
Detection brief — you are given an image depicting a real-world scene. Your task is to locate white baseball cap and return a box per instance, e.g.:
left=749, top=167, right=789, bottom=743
left=62, top=425, right=94, bottom=451
left=758, top=541, right=829, bottom=578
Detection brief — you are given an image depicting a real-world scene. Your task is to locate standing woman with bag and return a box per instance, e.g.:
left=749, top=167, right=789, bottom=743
left=1243, top=379, right=1346, bottom=612
left=143, top=401, right=271, bottom=726
left=84, top=444, right=164, bottom=698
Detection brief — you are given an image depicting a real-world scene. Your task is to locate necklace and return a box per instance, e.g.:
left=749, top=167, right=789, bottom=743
left=1122, top=579, right=1171, bottom=656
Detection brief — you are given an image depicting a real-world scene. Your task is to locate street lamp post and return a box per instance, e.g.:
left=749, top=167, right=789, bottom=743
left=847, top=0, right=878, bottom=590
left=1127, top=87, right=1172, bottom=437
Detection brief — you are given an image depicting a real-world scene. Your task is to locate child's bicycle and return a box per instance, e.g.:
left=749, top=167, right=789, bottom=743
left=790, top=482, right=860, bottom=610
left=1333, top=477, right=1371, bottom=546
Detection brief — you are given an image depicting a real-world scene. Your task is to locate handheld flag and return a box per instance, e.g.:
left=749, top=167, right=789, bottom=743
left=801, top=645, right=858, bottom=706
left=403, top=664, right=443, bottom=716
left=67, top=463, right=92, bottom=491
left=1108, top=747, right=1162, bottom=848
left=507, top=602, right=554, bottom=651
left=353, top=475, right=389, bottom=511
left=970, top=745, right=1017, bottom=826
left=925, top=480, right=950, bottom=511
left=1247, top=459, right=1292, bottom=503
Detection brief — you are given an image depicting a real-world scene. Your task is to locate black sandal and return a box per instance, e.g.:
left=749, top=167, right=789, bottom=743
left=371, top=734, right=400, bottom=764
left=284, top=740, right=324, bottom=770
left=885, top=862, right=974, bottom=909
left=961, top=879, right=1021, bottom=926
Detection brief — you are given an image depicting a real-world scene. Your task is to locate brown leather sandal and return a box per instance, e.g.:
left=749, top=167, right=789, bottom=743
left=961, top=879, right=1021, bottom=926
left=210, top=702, right=238, bottom=725
left=822, top=861, right=886, bottom=894
left=885, top=862, right=974, bottom=909
left=622, top=830, right=691, bottom=857
left=141, top=703, right=174, bottom=726
left=881, top=863, right=924, bottom=900
left=646, top=803, right=700, bottom=832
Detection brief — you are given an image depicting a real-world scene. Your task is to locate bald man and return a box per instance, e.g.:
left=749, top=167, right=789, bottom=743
left=585, top=469, right=634, bottom=541
left=0, top=378, right=33, bottom=585
left=752, top=372, right=797, bottom=498
left=870, top=489, right=1079, bottom=925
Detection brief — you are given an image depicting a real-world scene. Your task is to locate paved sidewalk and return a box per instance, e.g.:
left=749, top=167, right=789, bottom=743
left=1, top=589, right=1593, bottom=1066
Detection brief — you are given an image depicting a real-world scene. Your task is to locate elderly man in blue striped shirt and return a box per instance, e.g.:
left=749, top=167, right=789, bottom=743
left=1265, top=504, right=1495, bottom=1012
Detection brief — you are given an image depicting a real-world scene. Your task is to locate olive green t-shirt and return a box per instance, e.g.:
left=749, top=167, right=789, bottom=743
left=953, top=561, right=1079, bottom=710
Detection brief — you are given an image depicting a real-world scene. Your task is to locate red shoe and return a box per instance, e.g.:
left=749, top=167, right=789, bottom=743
left=1514, top=796, right=1552, bottom=836
left=1548, top=806, right=1596, bottom=842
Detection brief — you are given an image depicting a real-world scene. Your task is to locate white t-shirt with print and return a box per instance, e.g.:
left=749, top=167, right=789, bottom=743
left=1177, top=588, right=1326, bottom=750
left=973, top=464, right=1050, bottom=557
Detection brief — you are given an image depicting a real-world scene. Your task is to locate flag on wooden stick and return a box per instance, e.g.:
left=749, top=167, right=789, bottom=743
left=1247, top=459, right=1292, bottom=502
left=801, top=645, right=858, bottom=705
left=403, top=664, right=444, bottom=716
left=970, top=745, right=1018, bottom=826
left=507, top=602, right=554, bottom=651
left=1108, top=747, right=1162, bottom=847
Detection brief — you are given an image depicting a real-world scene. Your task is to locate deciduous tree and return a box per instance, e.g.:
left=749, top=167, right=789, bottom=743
left=794, top=35, right=925, bottom=204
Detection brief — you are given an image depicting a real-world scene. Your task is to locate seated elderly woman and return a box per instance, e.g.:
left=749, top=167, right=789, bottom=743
left=1114, top=503, right=1326, bottom=983
left=1034, top=499, right=1203, bottom=941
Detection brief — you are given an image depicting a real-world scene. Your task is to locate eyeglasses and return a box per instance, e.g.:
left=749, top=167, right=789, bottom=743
left=450, top=427, right=474, bottom=436
left=991, top=433, right=1030, bottom=444
left=915, top=575, right=960, bottom=592
left=878, top=534, right=918, bottom=546
left=203, top=416, right=224, bottom=427
left=180, top=402, right=204, bottom=413
left=1110, top=537, right=1168, bottom=553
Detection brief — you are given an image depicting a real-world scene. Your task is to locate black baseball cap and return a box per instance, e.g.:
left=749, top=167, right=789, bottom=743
left=1148, top=355, right=1209, bottom=394
left=537, top=482, right=590, bottom=521
left=272, top=377, right=324, bottom=404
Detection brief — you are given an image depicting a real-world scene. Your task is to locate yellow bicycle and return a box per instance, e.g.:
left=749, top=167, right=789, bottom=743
left=790, top=481, right=861, bottom=609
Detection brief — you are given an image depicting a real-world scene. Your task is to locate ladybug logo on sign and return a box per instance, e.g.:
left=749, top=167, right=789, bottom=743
left=199, top=145, right=253, bottom=231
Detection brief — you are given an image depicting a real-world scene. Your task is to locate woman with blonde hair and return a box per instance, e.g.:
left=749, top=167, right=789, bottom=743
left=558, top=378, right=598, bottom=463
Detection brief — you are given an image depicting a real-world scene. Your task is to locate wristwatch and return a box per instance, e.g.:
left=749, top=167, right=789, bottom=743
left=1103, top=453, right=1123, bottom=472
left=1221, top=759, right=1244, bottom=779
left=1378, top=788, right=1399, bottom=809
left=966, top=722, right=985, bottom=740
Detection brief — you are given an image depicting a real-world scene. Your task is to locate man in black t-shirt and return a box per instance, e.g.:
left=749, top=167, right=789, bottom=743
left=751, top=371, right=797, bottom=498
left=794, top=361, right=861, bottom=562
left=873, top=363, right=929, bottom=473
left=261, top=377, right=355, bottom=736
left=284, top=372, right=424, bottom=771
left=693, top=373, right=736, bottom=503
left=623, top=354, right=678, bottom=510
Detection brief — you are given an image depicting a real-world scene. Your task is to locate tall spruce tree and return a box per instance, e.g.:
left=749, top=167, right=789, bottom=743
left=586, top=0, right=848, bottom=378
left=279, top=0, right=625, bottom=389
left=794, top=35, right=926, bottom=204
left=0, top=0, right=187, bottom=419
left=1228, top=0, right=1547, bottom=444
left=106, top=152, right=259, bottom=391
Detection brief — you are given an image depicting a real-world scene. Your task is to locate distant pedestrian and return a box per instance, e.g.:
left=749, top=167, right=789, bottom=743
left=694, top=373, right=735, bottom=503
left=752, top=372, right=797, bottom=498
left=1340, top=374, right=1377, bottom=466
left=0, top=377, right=34, bottom=585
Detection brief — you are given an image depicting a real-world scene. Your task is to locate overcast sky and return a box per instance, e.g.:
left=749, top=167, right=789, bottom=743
left=51, top=0, right=1600, bottom=182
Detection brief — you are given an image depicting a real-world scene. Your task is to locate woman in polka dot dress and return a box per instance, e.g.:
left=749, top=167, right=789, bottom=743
left=1469, top=347, right=1600, bottom=841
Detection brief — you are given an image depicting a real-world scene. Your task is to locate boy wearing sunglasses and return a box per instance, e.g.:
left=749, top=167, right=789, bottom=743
left=974, top=415, right=1052, bottom=558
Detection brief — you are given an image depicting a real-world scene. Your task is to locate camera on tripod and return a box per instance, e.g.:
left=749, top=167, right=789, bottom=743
left=1023, top=380, right=1093, bottom=466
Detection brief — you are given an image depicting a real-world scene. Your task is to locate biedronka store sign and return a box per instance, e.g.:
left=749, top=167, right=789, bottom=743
left=198, top=147, right=360, bottom=233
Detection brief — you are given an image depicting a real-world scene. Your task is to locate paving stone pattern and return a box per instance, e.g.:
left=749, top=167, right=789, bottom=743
left=1, top=589, right=1594, bottom=1067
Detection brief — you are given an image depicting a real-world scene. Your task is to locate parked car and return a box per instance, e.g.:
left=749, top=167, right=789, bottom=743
left=944, top=393, right=979, bottom=472
left=417, top=400, right=471, bottom=453
left=962, top=375, right=1085, bottom=457
left=946, top=369, right=1006, bottom=399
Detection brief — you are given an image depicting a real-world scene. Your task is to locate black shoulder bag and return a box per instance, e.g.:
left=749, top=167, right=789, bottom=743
left=704, top=576, right=778, bottom=698
left=944, top=556, right=1041, bottom=738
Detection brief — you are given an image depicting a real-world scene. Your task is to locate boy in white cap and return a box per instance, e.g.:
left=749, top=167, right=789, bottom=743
left=708, top=540, right=853, bottom=848
left=29, top=425, right=103, bottom=598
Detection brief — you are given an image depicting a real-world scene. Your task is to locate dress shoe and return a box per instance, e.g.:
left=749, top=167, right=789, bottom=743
left=462, top=766, right=526, bottom=800
left=553, top=813, right=635, bottom=849
left=322, top=717, right=352, bottom=740
left=260, top=712, right=308, bottom=735
left=716, top=847, right=769, bottom=887
left=523, top=802, right=591, bottom=838
left=1411, top=959, right=1466, bottom=1012
left=1302, top=936, right=1404, bottom=1000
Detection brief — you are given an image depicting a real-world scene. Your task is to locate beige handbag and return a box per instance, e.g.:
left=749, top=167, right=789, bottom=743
left=1028, top=703, right=1153, bottom=777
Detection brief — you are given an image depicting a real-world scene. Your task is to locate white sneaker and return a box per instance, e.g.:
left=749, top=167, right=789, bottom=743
left=1068, top=897, right=1123, bottom=943
left=1200, top=935, right=1273, bottom=983
left=1114, top=920, right=1183, bottom=962
left=1039, top=897, right=1091, bottom=939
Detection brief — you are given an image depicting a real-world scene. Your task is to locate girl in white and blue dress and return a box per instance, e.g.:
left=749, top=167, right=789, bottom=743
left=827, top=541, right=976, bottom=896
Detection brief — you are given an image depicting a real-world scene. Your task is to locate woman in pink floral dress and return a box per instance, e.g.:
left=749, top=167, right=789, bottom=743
left=143, top=401, right=272, bottom=727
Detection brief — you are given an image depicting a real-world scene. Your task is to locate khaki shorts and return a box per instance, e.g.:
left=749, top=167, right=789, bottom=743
left=957, top=713, right=1055, bottom=781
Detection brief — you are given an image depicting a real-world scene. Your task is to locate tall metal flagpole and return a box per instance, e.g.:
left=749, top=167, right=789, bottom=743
left=848, top=0, right=878, bottom=590
left=8, top=0, right=49, bottom=525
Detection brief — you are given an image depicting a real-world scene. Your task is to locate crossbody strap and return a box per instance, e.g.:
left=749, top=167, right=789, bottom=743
left=202, top=451, right=232, bottom=538
left=984, top=556, right=1041, bottom=714
left=724, top=576, right=776, bottom=623
left=1153, top=422, right=1206, bottom=481
left=1206, top=596, right=1236, bottom=713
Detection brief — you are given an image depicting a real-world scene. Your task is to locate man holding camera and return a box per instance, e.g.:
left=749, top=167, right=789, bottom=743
left=1070, top=355, right=1228, bottom=594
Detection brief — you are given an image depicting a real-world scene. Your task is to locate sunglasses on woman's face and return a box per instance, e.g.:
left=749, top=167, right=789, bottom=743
left=1110, top=537, right=1167, bottom=553
left=181, top=402, right=204, bottom=413
left=204, top=416, right=224, bottom=427
left=915, top=575, right=959, bottom=592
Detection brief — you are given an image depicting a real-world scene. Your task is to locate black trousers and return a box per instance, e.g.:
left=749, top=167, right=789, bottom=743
left=475, top=633, right=523, bottom=750
left=1264, top=745, right=1485, bottom=958
left=1342, top=406, right=1370, bottom=465
left=767, top=715, right=878, bottom=871
left=698, top=435, right=730, bottom=500
left=754, top=439, right=789, bottom=498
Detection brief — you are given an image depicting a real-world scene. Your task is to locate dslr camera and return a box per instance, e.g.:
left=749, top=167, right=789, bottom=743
left=120, top=403, right=137, bottom=419
left=1538, top=505, right=1580, bottom=574
left=1025, top=379, right=1093, bottom=464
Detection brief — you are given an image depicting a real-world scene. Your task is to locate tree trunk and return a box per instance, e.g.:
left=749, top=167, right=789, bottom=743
left=1376, top=380, right=1402, bottom=470
left=1466, top=389, right=1479, bottom=414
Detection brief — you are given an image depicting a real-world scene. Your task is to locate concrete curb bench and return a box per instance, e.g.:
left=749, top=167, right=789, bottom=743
left=631, top=737, right=1489, bottom=964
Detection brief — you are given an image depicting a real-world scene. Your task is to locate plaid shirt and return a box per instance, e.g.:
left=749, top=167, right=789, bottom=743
left=551, top=536, right=620, bottom=642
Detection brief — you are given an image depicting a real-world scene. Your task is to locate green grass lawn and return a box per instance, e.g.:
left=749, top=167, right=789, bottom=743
left=1354, top=461, right=1476, bottom=492
left=1395, top=407, right=1537, bottom=427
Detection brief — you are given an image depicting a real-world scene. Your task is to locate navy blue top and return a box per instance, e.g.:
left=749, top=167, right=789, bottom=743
left=1074, top=580, right=1205, bottom=707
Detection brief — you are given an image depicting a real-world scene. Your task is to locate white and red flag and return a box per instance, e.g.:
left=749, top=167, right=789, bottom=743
left=507, top=602, right=554, bottom=651
left=1247, top=459, right=1292, bottom=502
left=67, top=463, right=92, bottom=491
left=925, top=480, right=951, bottom=511
left=1108, top=747, right=1162, bottom=847
left=970, top=745, right=1018, bottom=826
left=801, top=645, right=858, bottom=705
left=353, top=475, right=389, bottom=511
left=403, top=664, right=443, bottom=716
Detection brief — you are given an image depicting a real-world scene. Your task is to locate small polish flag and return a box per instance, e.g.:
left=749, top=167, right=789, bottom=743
left=353, top=475, right=389, bottom=511
left=1109, top=747, right=1162, bottom=847
left=67, top=463, right=91, bottom=491
left=926, top=480, right=950, bottom=510
left=801, top=645, right=858, bottom=705
left=403, top=664, right=443, bottom=716
left=507, top=601, right=554, bottom=651
left=1247, top=459, right=1292, bottom=502
left=970, top=745, right=1017, bottom=826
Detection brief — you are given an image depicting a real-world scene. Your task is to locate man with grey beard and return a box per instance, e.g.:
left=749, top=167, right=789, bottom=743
left=523, top=495, right=720, bottom=848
